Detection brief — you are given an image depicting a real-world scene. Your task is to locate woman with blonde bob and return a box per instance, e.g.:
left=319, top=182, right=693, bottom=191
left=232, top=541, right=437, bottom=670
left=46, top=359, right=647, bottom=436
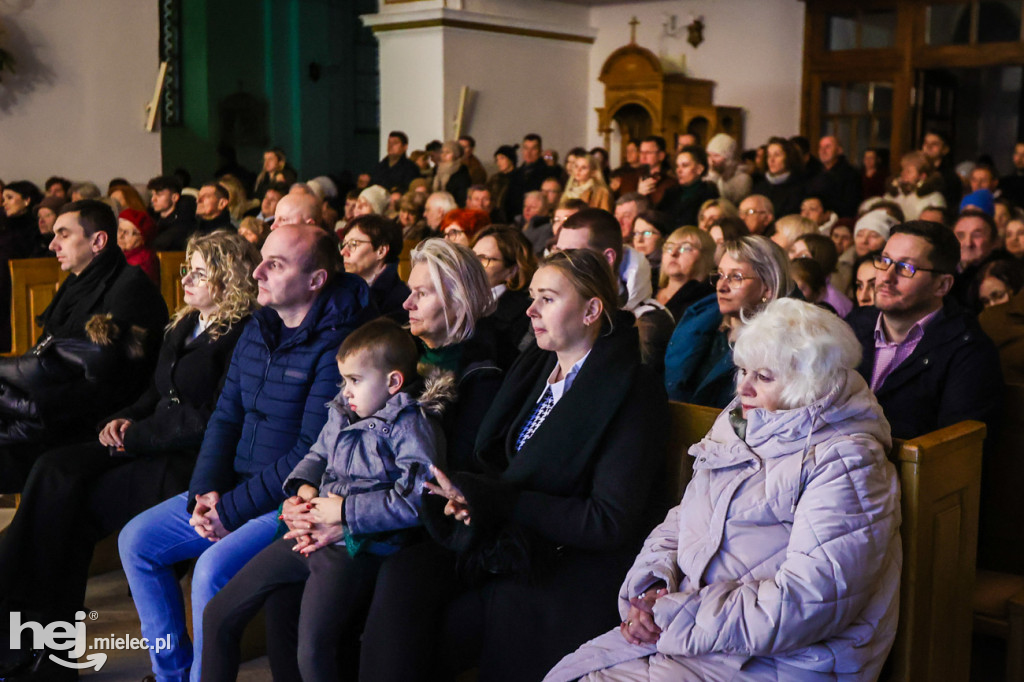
left=0, top=231, right=261, bottom=669
left=359, top=249, right=670, bottom=682
left=548, top=298, right=901, bottom=682
left=655, top=226, right=716, bottom=321
left=664, top=235, right=793, bottom=407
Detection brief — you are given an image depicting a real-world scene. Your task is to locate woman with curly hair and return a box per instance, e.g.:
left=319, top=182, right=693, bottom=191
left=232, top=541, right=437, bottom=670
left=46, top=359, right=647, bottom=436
left=0, top=231, right=261, bottom=678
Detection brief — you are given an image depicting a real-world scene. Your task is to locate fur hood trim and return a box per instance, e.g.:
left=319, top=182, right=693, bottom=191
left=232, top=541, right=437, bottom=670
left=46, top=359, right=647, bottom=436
left=417, top=365, right=458, bottom=418
left=84, top=314, right=147, bottom=359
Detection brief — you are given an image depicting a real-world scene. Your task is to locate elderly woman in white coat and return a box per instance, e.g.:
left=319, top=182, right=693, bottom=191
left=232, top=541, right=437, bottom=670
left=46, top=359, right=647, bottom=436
left=546, top=298, right=902, bottom=682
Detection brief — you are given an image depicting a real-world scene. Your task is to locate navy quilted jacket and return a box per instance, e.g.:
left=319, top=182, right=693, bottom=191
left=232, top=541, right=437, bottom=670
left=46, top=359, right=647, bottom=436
left=187, top=273, right=374, bottom=530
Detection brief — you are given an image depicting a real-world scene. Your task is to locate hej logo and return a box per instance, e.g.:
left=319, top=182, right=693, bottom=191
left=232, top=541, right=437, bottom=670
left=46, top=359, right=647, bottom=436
left=9, top=611, right=107, bottom=671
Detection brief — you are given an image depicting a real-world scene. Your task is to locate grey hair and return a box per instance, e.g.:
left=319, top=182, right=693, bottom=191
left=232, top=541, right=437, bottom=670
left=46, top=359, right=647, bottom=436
left=410, top=238, right=496, bottom=345
left=723, top=235, right=793, bottom=304
left=733, top=298, right=862, bottom=409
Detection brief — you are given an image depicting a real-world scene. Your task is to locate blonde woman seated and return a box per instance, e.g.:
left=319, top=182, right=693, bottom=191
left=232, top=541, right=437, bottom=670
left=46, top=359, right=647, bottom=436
left=564, top=153, right=612, bottom=212
left=655, top=226, right=715, bottom=322
left=547, top=298, right=901, bottom=682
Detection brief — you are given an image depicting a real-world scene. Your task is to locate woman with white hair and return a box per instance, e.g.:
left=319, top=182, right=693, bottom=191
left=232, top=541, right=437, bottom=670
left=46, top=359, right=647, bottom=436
left=433, top=140, right=472, bottom=207
left=664, top=235, right=793, bottom=408
left=547, top=298, right=901, bottom=682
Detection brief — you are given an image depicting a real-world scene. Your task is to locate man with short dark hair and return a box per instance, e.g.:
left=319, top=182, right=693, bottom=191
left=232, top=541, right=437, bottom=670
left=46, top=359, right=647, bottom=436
left=804, top=135, right=861, bottom=218
left=195, top=182, right=234, bottom=235
left=507, top=133, right=560, bottom=219
left=922, top=130, right=962, bottom=209
left=555, top=208, right=673, bottom=370
left=120, top=224, right=373, bottom=682
left=950, top=209, right=1011, bottom=311
left=845, top=220, right=1002, bottom=439
left=370, top=131, right=419, bottom=193
left=44, top=177, right=70, bottom=199
left=0, top=200, right=168, bottom=487
left=636, top=136, right=676, bottom=206
left=459, top=135, right=488, bottom=186
left=147, top=175, right=197, bottom=251
left=257, top=181, right=290, bottom=226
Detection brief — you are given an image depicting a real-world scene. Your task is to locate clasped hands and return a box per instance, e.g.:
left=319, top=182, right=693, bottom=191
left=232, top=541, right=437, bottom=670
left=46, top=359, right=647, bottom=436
left=189, top=491, right=229, bottom=541
left=620, top=583, right=669, bottom=646
left=280, top=484, right=345, bottom=556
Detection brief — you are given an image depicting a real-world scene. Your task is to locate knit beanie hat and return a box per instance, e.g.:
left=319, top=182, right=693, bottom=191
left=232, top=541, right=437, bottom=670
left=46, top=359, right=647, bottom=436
left=706, top=133, right=736, bottom=159
left=358, top=185, right=389, bottom=216
left=959, top=189, right=995, bottom=216
left=36, top=195, right=67, bottom=216
left=854, top=209, right=899, bottom=241
left=118, top=208, right=157, bottom=244
left=494, top=145, right=518, bottom=166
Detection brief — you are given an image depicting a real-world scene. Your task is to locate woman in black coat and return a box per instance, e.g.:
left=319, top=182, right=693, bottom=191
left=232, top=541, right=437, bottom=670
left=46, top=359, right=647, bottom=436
left=358, top=249, right=670, bottom=682
left=472, top=225, right=538, bottom=370
left=751, top=137, right=805, bottom=219
left=0, top=231, right=260, bottom=667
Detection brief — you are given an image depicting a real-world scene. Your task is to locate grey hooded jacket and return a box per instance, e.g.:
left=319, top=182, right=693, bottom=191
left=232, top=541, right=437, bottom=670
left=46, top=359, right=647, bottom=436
left=284, top=370, right=455, bottom=536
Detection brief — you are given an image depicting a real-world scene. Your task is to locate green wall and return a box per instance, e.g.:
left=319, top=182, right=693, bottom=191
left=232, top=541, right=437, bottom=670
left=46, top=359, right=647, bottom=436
left=161, top=0, right=378, bottom=187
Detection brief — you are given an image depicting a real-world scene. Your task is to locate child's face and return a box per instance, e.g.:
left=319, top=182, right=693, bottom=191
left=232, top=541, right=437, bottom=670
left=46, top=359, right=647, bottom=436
left=338, top=352, right=399, bottom=418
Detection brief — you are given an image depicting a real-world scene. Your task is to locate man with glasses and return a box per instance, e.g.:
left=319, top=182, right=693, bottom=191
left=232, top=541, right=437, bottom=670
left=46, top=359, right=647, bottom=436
left=738, top=194, right=775, bottom=236
left=845, top=220, right=1001, bottom=439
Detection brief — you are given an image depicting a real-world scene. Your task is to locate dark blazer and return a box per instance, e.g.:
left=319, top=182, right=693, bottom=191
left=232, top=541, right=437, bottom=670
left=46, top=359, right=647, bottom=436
left=109, top=311, right=248, bottom=456
left=488, top=288, right=532, bottom=372
left=662, top=278, right=715, bottom=323
left=752, top=172, right=805, bottom=219
left=846, top=303, right=1003, bottom=439
left=444, top=165, right=472, bottom=207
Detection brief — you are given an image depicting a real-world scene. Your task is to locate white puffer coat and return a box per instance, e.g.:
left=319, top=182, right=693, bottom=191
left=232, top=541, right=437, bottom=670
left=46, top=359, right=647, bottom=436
left=545, top=369, right=901, bottom=681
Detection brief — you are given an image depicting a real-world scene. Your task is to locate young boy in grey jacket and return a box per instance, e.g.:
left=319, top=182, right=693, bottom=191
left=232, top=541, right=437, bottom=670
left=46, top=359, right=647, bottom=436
left=201, top=318, right=454, bottom=682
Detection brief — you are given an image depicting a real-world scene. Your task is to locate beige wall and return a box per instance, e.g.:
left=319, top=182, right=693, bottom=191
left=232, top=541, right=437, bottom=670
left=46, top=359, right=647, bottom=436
left=0, top=1, right=162, bottom=188
left=588, top=0, right=806, bottom=162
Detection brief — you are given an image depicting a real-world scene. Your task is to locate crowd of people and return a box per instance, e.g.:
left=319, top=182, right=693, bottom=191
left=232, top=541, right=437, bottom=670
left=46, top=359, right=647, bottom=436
left=0, top=123, right=1017, bottom=681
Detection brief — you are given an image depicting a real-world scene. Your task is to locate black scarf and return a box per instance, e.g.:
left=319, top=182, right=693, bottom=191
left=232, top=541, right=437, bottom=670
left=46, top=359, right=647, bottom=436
left=37, top=247, right=125, bottom=339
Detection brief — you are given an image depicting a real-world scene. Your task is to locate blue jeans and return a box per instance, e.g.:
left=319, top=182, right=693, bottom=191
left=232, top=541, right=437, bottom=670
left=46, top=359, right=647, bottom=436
left=118, top=493, right=279, bottom=682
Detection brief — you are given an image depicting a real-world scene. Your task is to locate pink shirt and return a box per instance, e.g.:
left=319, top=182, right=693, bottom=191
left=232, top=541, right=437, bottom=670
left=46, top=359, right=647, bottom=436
left=870, top=309, right=941, bottom=392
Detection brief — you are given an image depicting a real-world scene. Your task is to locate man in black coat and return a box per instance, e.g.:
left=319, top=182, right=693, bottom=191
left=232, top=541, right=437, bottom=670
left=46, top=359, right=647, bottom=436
left=999, top=142, right=1024, bottom=208
left=0, top=200, right=168, bottom=490
left=804, top=136, right=861, bottom=218
left=147, top=175, right=197, bottom=251
left=845, top=220, right=1002, bottom=440
left=950, top=209, right=1013, bottom=312
left=370, top=130, right=420, bottom=193
left=506, top=133, right=561, bottom=221
left=195, top=181, right=234, bottom=235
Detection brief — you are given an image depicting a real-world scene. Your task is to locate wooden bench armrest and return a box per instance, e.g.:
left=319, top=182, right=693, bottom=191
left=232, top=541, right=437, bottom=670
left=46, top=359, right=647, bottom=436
left=895, top=420, right=987, bottom=464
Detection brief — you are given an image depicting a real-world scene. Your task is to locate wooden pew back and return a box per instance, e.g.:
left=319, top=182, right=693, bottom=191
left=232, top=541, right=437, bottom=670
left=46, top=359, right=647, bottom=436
left=8, top=258, right=67, bottom=356
left=666, top=401, right=985, bottom=682
left=157, top=251, right=186, bottom=315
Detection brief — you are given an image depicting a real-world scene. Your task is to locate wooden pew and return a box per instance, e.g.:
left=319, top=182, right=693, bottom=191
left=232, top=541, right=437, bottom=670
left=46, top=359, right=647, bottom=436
left=666, top=402, right=985, bottom=682
left=8, top=257, right=66, bottom=356
left=398, top=239, right=418, bottom=282
left=157, top=251, right=186, bottom=315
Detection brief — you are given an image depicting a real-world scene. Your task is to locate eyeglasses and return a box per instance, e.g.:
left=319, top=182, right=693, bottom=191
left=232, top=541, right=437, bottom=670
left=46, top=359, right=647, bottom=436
left=339, top=238, right=371, bottom=253
left=663, top=243, right=698, bottom=256
left=743, top=208, right=768, bottom=217
left=476, top=254, right=501, bottom=266
left=633, top=230, right=658, bottom=240
left=710, top=271, right=758, bottom=287
left=180, top=266, right=208, bottom=284
left=444, top=228, right=465, bottom=239
left=872, top=254, right=949, bottom=278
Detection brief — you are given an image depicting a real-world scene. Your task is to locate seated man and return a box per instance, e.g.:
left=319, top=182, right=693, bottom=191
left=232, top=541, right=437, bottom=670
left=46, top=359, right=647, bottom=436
left=0, top=200, right=168, bottom=489
left=845, top=220, right=1002, bottom=439
left=195, top=181, right=234, bottom=235
left=119, top=224, right=374, bottom=682
left=950, top=208, right=1011, bottom=312
left=556, top=208, right=673, bottom=371
left=147, top=175, right=197, bottom=251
